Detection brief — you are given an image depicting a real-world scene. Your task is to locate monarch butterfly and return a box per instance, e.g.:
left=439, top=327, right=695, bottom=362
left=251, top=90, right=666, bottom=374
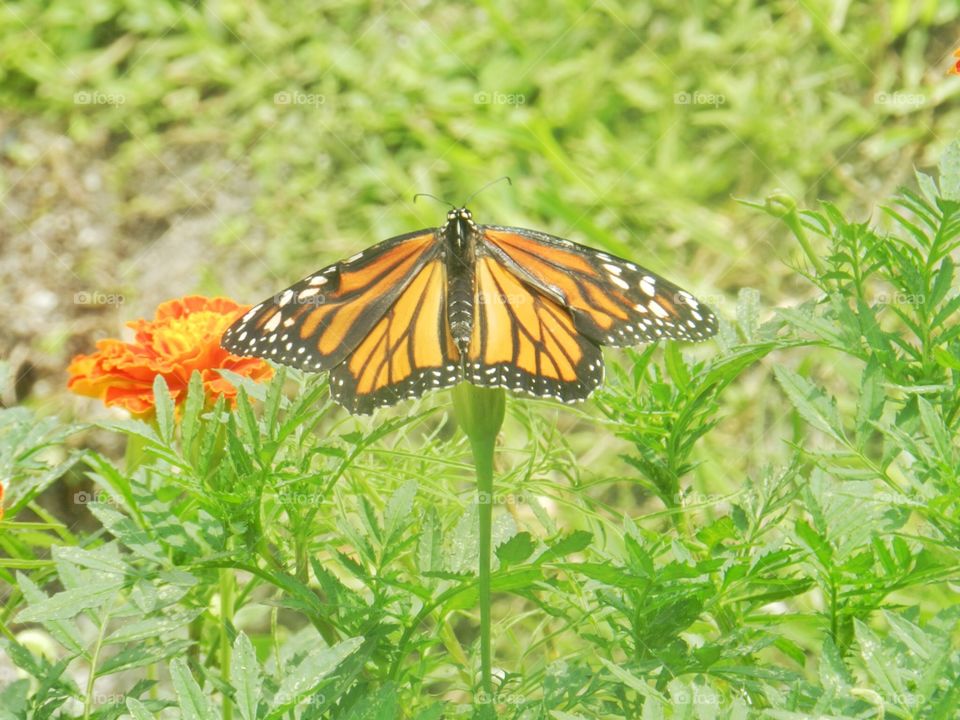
left=221, top=207, right=718, bottom=414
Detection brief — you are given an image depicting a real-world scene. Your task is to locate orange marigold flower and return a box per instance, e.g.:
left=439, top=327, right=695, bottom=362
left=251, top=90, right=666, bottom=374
left=68, top=295, right=273, bottom=417
left=952, top=48, right=960, bottom=76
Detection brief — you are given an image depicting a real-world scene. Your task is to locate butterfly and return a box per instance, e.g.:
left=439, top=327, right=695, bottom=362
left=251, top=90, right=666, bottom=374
left=221, top=207, right=718, bottom=414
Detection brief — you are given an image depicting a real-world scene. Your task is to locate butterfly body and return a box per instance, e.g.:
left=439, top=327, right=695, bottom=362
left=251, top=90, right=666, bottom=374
left=222, top=207, right=718, bottom=414
left=442, top=208, right=480, bottom=354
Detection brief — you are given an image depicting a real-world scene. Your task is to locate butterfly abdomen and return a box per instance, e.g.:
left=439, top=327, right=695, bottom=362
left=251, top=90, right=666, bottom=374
left=448, top=268, right=474, bottom=354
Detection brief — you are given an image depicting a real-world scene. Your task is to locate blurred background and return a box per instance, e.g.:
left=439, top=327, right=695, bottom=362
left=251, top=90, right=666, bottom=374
left=0, top=0, right=957, bottom=412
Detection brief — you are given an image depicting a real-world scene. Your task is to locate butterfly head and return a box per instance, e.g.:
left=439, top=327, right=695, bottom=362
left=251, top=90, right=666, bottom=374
left=444, top=207, right=478, bottom=253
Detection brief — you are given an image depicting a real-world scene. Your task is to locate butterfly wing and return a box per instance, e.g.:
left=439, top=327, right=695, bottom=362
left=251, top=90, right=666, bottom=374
left=329, top=257, right=461, bottom=414
left=479, top=226, right=718, bottom=346
left=464, top=252, right=604, bottom=403
left=221, top=229, right=439, bottom=372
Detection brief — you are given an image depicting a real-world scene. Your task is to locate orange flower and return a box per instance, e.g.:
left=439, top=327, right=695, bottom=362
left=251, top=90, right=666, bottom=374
left=952, top=49, right=960, bottom=76
left=68, top=295, right=273, bottom=417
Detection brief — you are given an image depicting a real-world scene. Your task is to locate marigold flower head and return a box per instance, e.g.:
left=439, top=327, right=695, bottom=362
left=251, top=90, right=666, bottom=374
left=952, top=48, right=960, bottom=76
left=68, top=295, right=273, bottom=417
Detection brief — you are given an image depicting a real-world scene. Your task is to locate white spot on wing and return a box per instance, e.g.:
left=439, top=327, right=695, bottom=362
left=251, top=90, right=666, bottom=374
left=264, top=313, right=282, bottom=332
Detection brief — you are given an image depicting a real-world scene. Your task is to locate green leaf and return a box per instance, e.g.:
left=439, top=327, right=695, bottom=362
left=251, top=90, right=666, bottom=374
left=794, top=519, right=832, bottom=569
left=417, top=506, right=442, bottom=575
left=774, top=366, right=845, bottom=443
left=384, top=479, right=417, bottom=541
left=916, top=169, right=940, bottom=205
left=153, top=374, right=175, bottom=444
left=938, top=140, right=960, bottom=201
left=104, top=610, right=202, bottom=645
left=855, top=356, right=884, bottom=441
left=495, top=532, right=536, bottom=568
left=179, top=371, right=205, bottom=450
left=98, top=639, right=193, bottom=676
left=17, top=582, right=123, bottom=622
left=536, top=530, right=593, bottom=564
left=170, top=657, right=217, bottom=720
left=15, top=572, right=84, bottom=654
left=918, top=397, right=952, bottom=461
left=233, top=632, right=262, bottom=720
left=125, top=698, right=156, bottom=720
left=270, top=637, right=364, bottom=715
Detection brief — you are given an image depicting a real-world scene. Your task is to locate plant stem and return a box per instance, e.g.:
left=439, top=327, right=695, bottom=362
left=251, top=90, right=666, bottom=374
left=473, top=429, right=495, bottom=703
left=452, top=383, right=505, bottom=716
left=220, top=567, right=234, bottom=720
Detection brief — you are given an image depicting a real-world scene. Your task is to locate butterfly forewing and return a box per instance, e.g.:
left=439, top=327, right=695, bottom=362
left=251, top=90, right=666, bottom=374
left=221, top=229, right=439, bottom=372
left=480, top=226, right=718, bottom=346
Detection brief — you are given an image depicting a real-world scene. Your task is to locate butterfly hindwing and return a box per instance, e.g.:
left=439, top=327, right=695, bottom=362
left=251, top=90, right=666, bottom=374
left=221, top=229, right=439, bottom=372
left=480, top=226, right=718, bottom=346
left=329, top=258, right=462, bottom=414
left=464, top=253, right=604, bottom=403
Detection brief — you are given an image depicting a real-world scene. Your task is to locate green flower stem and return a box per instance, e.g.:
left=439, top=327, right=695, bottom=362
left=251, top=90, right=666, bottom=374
left=452, top=383, right=505, bottom=714
left=219, top=567, right=234, bottom=720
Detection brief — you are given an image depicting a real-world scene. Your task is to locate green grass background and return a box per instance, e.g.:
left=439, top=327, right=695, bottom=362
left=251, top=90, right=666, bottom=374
left=2, top=0, right=960, bottom=717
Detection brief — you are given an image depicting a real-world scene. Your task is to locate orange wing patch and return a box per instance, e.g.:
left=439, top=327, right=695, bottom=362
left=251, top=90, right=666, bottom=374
left=328, top=259, right=461, bottom=414
left=222, top=231, right=438, bottom=373
left=482, top=228, right=717, bottom=346
left=466, top=255, right=603, bottom=403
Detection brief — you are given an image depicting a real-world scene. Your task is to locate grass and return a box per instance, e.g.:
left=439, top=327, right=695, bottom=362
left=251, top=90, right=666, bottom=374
left=1, top=0, right=960, bottom=717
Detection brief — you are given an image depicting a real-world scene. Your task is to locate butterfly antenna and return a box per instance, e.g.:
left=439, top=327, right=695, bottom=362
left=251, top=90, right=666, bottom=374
left=413, top=192, right=456, bottom=209
left=464, top=176, right=512, bottom=206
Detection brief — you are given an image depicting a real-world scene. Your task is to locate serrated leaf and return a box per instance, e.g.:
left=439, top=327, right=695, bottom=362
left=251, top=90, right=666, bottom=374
left=384, top=480, right=417, bottom=541
left=104, top=610, right=202, bottom=645
left=855, top=356, right=884, bottom=441
left=495, top=532, right=535, bottom=567
left=417, top=506, right=442, bottom=575
left=536, top=530, right=592, bottom=565
left=15, top=572, right=84, bottom=654
left=179, top=371, right=205, bottom=451
left=774, top=366, right=844, bottom=443
left=153, top=375, right=174, bottom=444
left=233, top=632, right=262, bottom=720
left=18, top=582, right=123, bottom=622
left=938, top=140, right=960, bottom=201
left=98, top=639, right=193, bottom=676
left=270, top=637, right=363, bottom=714
left=125, top=698, right=155, bottom=720
left=170, top=657, right=216, bottom=720
left=916, top=169, right=940, bottom=205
